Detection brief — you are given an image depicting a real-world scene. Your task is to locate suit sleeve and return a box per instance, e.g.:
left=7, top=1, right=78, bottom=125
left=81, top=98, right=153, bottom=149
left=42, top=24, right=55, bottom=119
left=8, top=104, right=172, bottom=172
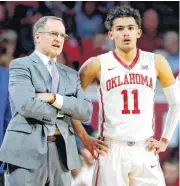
left=3, top=71, right=11, bottom=132
left=61, top=74, right=93, bottom=122
left=4, top=92, right=11, bottom=132
left=9, top=59, right=57, bottom=125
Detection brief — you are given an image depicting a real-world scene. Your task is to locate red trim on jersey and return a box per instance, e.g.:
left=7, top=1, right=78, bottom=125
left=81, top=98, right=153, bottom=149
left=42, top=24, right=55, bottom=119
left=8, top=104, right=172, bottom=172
left=99, top=88, right=105, bottom=137
left=95, top=164, right=100, bottom=186
left=113, top=48, right=140, bottom=70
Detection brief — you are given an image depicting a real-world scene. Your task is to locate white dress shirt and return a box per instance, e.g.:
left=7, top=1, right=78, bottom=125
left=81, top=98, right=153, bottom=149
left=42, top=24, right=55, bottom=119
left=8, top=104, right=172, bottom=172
left=35, top=50, right=64, bottom=109
left=35, top=50, right=64, bottom=135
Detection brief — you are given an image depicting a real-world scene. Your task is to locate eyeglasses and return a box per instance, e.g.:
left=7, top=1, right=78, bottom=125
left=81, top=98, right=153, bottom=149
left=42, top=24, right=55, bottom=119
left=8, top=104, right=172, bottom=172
left=38, top=31, right=69, bottom=40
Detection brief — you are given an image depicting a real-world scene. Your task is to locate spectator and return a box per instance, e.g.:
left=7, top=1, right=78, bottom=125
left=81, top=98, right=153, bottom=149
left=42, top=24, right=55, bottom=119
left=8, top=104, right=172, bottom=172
left=0, top=66, right=11, bottom=186
left=163, top=31, right=179, bottom=75
left=137, top=9, right=162, bottom=52
left=63, top=37, right=82, bottom=64
left=45, top=1, right=82, bottom=35
left=0, top=4, right=6, bottom=28
left=92, top=33, right=114, bottom=56
left=72, top=148, right=95, bottom=186
left=97, top=2, right=116, bottom=21
left=0, top=55, right=13, bottom=69
left=162, top=158, right=179, bottom=186
left=20, top=6, right=42, bottom=54
left=44, top=1, right=67, bottom=17
left=154, top=31, right=179, bottom=75
left=0, top=29, right=17, bottom=57
left=75, top=1, right=103, bottom=39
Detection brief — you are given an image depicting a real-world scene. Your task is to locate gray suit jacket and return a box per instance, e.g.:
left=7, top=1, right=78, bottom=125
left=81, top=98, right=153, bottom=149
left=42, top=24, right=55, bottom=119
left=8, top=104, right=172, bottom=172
left=0, top=52, right=93, bottom=170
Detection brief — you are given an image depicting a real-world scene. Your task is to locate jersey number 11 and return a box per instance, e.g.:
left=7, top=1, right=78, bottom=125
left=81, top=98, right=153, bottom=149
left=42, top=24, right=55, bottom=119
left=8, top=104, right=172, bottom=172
left=121, top=89, right=140, bottom=114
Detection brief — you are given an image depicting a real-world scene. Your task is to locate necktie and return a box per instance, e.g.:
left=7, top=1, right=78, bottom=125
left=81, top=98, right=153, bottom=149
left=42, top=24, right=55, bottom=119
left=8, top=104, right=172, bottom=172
left=46, top=60, right=60, bottom=135
left=50, top=60, right=60, bottom=93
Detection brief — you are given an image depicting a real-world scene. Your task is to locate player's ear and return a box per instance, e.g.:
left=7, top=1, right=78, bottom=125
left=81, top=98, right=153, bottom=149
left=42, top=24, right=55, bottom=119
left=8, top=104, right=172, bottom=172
left=137, top=29, right=142, bottom=39
left=108, top=31, right=114, bottom=40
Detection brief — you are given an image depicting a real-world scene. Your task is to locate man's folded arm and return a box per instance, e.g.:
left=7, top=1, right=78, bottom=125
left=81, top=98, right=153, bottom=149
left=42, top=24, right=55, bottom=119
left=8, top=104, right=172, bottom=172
left=52, top=74, right=93, bottom=122
left=9, top=60, right=57, bottom=124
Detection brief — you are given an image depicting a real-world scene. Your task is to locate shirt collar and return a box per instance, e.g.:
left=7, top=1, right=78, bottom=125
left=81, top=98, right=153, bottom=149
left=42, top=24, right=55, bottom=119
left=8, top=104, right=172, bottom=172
left=35, top=50, right=57, bottom=66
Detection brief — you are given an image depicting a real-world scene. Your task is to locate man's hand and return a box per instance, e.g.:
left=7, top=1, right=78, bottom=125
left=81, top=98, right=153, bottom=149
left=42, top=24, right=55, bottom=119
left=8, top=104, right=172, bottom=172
left=79, top=134, right=109, bottom=160
left=146, top=137, right=169, bottom=154
left=36, top=93, right=55, bottom=104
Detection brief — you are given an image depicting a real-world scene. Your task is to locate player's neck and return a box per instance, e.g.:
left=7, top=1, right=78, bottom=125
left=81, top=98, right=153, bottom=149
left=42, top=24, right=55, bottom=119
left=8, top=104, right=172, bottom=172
left=114, top=48, right=138, bottom=64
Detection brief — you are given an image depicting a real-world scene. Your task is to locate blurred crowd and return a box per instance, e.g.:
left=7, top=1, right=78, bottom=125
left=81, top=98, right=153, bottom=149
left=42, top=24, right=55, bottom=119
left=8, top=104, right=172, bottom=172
left=0, top=1, right=179, bottom=186
left=0, top=1, right=179, bottom=76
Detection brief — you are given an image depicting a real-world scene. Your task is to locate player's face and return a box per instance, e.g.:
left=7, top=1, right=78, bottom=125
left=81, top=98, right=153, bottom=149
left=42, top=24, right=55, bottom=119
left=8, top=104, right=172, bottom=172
left=35, top=19, right=67, bottom=58
left=108, top=17, right=142, bottom=52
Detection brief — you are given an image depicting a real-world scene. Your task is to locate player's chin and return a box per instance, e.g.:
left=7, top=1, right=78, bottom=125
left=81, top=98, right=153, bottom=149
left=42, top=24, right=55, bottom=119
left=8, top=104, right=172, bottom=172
left=122, top=45, right=133, bottom=52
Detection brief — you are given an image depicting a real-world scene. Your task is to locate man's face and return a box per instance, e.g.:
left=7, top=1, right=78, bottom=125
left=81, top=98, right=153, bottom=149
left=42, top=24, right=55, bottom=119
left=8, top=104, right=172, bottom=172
left=35, top=19, right=67, bottom=58
left=164, top=33, right=179, bottom=55
left=108, top=17, right=142, bottom=52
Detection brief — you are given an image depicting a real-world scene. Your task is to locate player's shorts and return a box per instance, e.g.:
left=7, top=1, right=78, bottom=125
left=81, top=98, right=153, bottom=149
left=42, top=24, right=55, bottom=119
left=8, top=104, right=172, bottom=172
left=92, top=137, right=166, bottom=186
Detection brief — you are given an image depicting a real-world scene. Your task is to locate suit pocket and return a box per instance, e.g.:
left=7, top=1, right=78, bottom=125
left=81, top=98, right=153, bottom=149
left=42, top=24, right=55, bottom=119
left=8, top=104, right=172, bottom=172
left=65, top=90, right=76, bottom=96
left=7, top=122, right=33, bottom=134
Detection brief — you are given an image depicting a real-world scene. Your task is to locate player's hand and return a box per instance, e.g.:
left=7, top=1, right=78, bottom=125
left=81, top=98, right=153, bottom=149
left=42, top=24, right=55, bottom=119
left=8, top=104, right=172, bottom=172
left=36, top=93, right=55, bottom=104
left=146, top=137, right=169, bottom=154
left=80, top=134, right=109, bottom=160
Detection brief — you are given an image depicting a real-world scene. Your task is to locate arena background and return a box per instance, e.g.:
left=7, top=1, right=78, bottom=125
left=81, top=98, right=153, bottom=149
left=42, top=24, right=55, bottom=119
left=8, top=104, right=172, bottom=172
left=0, top=1, right=179, bottom=186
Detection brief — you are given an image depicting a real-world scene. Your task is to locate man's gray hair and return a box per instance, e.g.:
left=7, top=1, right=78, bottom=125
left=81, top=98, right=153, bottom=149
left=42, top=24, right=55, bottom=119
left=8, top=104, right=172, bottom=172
left=33, top=16, right=64, bottom=44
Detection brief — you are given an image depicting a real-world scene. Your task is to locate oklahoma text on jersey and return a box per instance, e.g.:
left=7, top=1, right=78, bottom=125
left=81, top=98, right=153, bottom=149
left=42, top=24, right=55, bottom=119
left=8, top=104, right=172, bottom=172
left=106, top=73, right=153, bottom=91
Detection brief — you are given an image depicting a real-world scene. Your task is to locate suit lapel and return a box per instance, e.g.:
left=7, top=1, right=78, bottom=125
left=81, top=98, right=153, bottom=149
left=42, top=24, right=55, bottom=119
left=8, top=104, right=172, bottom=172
left=29, top=52, right=68, bottom=94
left=29, top=52, right=52, bottom=92
left=56, top=64, right=67, bottom=95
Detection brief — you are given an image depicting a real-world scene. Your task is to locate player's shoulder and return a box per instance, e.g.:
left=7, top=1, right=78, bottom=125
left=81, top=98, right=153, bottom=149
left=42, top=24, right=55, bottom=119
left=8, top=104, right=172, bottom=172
left=140, top=49, right=165, bottom=61
left=82, top=56, right=100, bottom=69
left=83, top=51, right=112, bottom=64
left=95, top=51, right=114, bottom=67
left=140, top=49, right=155, bottom=57
left=97, top=50, right=113, bottom=60
left=140, top=50, right=165, bottom=66
left=80, top=51, right=112, bottom=72
left=154, top=53, right=167, bottom=65
left=153, top=52, right=171, bottom=74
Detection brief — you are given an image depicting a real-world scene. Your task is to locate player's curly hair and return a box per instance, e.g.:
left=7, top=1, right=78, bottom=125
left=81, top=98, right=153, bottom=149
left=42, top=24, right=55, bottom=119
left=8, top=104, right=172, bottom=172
left=105, top=5, right=141, bottom=31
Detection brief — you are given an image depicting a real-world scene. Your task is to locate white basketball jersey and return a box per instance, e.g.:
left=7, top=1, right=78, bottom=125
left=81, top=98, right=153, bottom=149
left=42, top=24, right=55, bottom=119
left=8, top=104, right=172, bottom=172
left=97, top=49, right=157, bottom=141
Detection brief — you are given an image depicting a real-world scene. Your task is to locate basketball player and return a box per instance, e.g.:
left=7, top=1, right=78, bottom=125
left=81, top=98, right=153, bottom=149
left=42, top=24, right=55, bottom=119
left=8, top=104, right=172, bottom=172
left=75, top=5, right=180, bottom=186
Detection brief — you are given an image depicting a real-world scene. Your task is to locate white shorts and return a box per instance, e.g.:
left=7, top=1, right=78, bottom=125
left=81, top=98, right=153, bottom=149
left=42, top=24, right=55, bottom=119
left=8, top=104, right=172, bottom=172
left=92, top=138, right=166, bottom=186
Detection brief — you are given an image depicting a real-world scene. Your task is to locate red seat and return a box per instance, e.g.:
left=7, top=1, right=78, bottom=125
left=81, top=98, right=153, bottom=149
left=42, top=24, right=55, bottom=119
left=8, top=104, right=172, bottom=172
left=80, top=38, right=94, bottom=63
left=63, top=38, right=81, bottom=65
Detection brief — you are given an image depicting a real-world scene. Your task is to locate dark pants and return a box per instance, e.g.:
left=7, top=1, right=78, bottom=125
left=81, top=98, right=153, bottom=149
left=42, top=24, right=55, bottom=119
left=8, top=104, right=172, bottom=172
left=0, top=173, right=4, bottom=186
left=5, top=135, right=71, bottom=186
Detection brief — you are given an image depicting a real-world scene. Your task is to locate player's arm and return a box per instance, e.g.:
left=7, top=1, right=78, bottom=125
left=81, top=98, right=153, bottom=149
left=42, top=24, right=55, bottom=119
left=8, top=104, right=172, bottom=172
left=79, top=57, right=101, bottom=90
left=147, top=54, right=180, bottom=153
left=72, top=57, right=108, bottom=158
